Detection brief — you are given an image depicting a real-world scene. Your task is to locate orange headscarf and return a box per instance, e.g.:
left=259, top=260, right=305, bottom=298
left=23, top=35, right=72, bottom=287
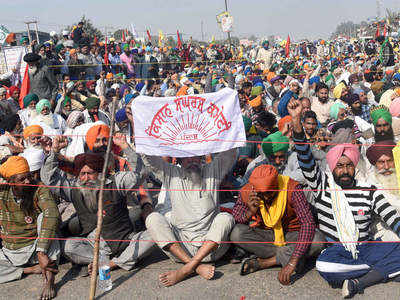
left=248, top=165, right=279, bottom=192
left=278, top=115, right=292, bottom=132
left=85, top=125, right=110, bottom=151
left=248, top=95, right=262, bottom=108
left=176, top=85, right=189, bottom=96
left=23, top=125, right=43, bottom=140
left=0, top=156, right=30, bottom=179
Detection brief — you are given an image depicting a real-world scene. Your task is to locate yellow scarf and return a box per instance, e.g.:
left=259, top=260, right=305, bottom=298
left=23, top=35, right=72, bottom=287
left=258, top=175, right=290, bottom=246
left=393, top=141, right=400, bottom=196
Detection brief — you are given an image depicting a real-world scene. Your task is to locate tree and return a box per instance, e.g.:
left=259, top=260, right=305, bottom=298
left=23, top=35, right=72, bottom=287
left=165, top=36, right=176, bottom=48
left=248, top=35, right=258, bottom=42
left=66, top=15, right=103, bottom=42
left=113, top=29, right=132, bottom=41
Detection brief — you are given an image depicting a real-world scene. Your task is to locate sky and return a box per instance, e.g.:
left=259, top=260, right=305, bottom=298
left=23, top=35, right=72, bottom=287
left=1, top=0, right=400, bottom=41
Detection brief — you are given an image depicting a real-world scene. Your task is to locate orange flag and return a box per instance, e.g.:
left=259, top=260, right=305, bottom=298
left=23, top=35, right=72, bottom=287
left=19, top=65, right=30, bottom=108
left=285, top=35, right=291, bottom=58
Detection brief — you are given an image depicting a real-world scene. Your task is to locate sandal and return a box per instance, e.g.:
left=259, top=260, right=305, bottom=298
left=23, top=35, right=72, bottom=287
left=240, top=257, right=260, bottom=276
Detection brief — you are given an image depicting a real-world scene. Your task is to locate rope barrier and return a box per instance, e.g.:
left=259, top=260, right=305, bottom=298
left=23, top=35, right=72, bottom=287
left=1, top=235, right=400, bottom=245
left=10, top=132, right=398, bottom=148
left=1, top=182, right=399, bottom=192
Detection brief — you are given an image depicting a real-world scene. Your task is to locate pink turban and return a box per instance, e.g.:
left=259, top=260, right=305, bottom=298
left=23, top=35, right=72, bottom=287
left=390, top=97, right=400, bottom=117
left=326, top=144, right=360, bottom=172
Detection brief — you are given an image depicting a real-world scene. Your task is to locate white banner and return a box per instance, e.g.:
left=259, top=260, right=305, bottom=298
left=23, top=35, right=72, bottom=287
left=132, top=88, right=245, bottom=157
left=221, top=16, right=234, bottom=33
left=0, top=46, right=28, bottom=84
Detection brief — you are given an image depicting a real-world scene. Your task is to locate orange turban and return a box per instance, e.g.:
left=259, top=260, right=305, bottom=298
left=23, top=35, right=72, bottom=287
left=249, top=165, right=279, bottom=192
left=85, top=124, right=110, bottom=151
left=23, top=125, right=43, bottom=140
left=249, top=95, right=262, bottom=108
left=69, top=49, right=77, bottom=55
left=0, top=156, right=30, bottom=179
left=278, top=115, right=292, bottom=132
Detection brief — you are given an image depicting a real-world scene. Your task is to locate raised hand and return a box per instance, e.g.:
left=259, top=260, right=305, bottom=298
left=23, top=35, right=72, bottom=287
left=287, top=97, right=302, bottom=119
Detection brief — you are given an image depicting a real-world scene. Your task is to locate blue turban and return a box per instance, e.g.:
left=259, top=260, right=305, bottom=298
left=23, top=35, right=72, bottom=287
left=278, top=90, right=296, bottom=117
left=124, top=94, right=135, bottom=105
left=309, top=76, right=320, bottom=85
left=119, top=84, right=130, bottom=99
left=116, top=108, right=128, bottom=123
left=135, top=82, right=145, bottom=92
left=254, top=82, right=264, bottom=90
left=393, top=73, right=400, bottom=81
left=353, top=88, right=364, bottom=96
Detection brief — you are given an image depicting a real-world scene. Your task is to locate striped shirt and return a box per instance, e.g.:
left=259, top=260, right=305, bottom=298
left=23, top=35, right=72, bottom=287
left=293, top=130, right=400, bottom=242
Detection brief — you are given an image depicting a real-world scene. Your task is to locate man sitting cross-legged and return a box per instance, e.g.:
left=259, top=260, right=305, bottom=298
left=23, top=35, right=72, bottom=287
left=0, top=156, right=60, bottom=300
left=142, top=149, right=237, bottom=287
left=230, top=164, right=325, bottom=285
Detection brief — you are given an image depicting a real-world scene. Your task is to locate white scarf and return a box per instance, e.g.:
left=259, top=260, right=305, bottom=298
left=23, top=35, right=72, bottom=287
left=327, top=172, right=359, bottom=259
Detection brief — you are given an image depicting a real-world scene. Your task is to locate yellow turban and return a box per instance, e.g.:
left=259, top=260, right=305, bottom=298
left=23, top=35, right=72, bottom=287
left=0, top=156, right=30, bottom=179
left=249, top=95, right=262, bottom=108
left=333, top=82, right=346, bottom=99
left=23, top=125, right=43, bottom=140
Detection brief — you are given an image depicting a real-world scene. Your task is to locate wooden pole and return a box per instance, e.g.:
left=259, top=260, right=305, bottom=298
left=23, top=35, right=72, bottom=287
left=88, top=97, right=118, bottom=300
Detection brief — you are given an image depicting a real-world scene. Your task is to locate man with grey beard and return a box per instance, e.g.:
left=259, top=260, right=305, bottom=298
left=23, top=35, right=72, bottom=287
left=41, top=134, right=155, bottom=275
left=366, top=140, right=400, bottom=241
left=142, top=149, right=237, bottom=287
left=23, top=53, right=58, bottom=104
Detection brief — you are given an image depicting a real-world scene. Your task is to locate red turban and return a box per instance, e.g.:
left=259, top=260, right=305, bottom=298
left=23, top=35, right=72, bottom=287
left=249, top=165, right=279, bottom=192
left=8, top=86, right=20, bottom=98
left=85, top=124, right=110, bottom=151
left=366, top=140, right=395, bottom=166
left=73, top=153, right=105, bottom=175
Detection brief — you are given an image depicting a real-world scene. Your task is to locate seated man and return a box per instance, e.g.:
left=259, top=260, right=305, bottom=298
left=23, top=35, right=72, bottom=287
left=143, top=149, right=237, bottom=287
left=370, top=105, right=395, bottom=142
left=41, top=134, right=155, bottom=275
left=242, top=131, right=293, bottom=184
left=0, top=156, right=60, bottom=300
left=365, top=140, right=400, bottom=241
left=289, top=98, right=400, bottom=298
left=82, top=97, right=110, bottom=126
left=23, top=125, right=44, bottom=149
left=231, top=165, right=324, bottom=285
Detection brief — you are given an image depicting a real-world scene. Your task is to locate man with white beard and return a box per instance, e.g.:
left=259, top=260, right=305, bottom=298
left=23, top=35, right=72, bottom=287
left=23, top=53, right=58, bottom=104
left=143, top=150, right=237, bottom=287
left=366, top=140, right=400, bottom=241
left=18, top=94, right=39, bottom=128
left=41, top=134, right=155, bottom=275
left=29, top=99, right=66, bottom=136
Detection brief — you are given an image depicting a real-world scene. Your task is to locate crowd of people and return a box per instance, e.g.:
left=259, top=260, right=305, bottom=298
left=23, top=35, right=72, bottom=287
left=1, top=22, right=400, bottom=299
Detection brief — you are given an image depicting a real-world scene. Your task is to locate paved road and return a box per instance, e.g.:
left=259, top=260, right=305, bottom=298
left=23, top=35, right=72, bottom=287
left=2, top=250, right=399, bottom=300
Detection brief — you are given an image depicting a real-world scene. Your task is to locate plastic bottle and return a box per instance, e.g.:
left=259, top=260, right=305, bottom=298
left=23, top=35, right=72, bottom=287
left=98, top=254, right=112, bottom=292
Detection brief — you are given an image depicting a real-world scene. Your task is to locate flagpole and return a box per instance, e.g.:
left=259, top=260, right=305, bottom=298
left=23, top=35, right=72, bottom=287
left=224, top=0, right=232, bottom=50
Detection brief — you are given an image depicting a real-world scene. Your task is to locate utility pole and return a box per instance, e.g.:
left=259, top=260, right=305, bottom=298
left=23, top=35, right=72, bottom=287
left=224, top=0, right=232, bottom=50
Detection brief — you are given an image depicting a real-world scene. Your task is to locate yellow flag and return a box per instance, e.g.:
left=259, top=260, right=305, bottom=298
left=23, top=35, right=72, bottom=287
left=211, top=35, right=215, bottom=44
left=158, top=30, right=164, bottom=47
left=393, top=142, right=400, bottom=196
